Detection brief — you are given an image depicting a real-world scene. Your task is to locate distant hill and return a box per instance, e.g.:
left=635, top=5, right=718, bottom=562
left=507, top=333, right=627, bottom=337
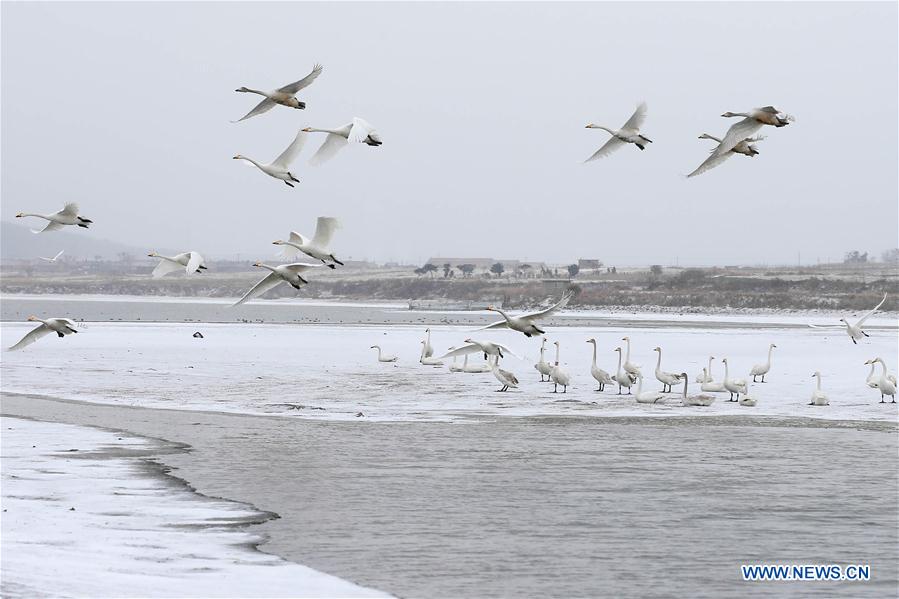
left=1, top=220, right=155, bottom=261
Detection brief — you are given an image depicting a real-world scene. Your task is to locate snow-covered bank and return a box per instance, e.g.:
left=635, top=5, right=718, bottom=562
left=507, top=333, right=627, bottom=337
left=0, top=417, right=391, bottom=598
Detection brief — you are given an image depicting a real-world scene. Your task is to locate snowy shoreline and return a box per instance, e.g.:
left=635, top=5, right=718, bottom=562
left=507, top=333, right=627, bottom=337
left=0, top=416, right=391, bottom=599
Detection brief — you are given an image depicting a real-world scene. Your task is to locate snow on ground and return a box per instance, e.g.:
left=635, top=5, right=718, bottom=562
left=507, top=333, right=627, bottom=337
left=0, top=417, right=391, bottom=599
left=1, top=320, right=896, bottom=424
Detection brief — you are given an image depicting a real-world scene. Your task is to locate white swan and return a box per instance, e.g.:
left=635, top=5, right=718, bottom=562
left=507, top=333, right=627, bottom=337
left=679, top=374, right=716, bottom=407
left=39, top=250, right=65, bottom=263
left=438, top=339, right=520, bottom=361
left=634, top=374, right=665, bottom=404
left=478, top=293, right=572, bottom=338
left=272, top=217, right=343, bottom=268
left=620, top=336, right=642, bottom=377
left=419, top=341, right=444, bottom=366
left=370, top=345, right=398, bottom=363
left=700, top=358, right=727, bottom=392
left=738, top=384, right=758, bottom=407
left=147, top=251, right=206, bottom=278
left=422, top=328, right=434, bottom=359
left=586, top=338, right=613, bottom=391
left=865, top=359, right=896, bottom=389
left=232, top=262, right=322, bottom=306
left=714, top=106, right=793, bottom=157
left=462, top=353, right=492, bottom=373
left=233, top=130, right=307, bottom=187
left=695, top=356, right=715, bottom=383
left=721, top=357, right=748, bottom=402
left=866, top=358, right=897, bottom=403
left=585, top=102, right=652, bottom=160
left=303, top=118, right=382, bottom=165
left=750, top=344, right=777, bottom=382
left=613, top=347, right=635, bottom=395
left=8, top=316, right=78, bottom=351
left=652, top=347, right=682, bottom=393
left=16, top=203, right=92, bottom=233
left=489, top=355, right=519, bottom=392
left=687, top=133, right=764, bottom=178
left=809, top=372, right=829, bottom=406
left=534, top=338, right=553, bottom=381
left=550, top=341, right=571, bottom=393
left=824, top=294, right=888, bottom=344
left=233, top=64, right=323, bottom=122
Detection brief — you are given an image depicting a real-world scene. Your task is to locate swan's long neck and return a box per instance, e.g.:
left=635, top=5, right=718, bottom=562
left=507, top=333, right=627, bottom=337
left=238, top=156, right=265, bottom=169
left=682, top=377, right=689, bottom=398
left=816, top=374, right=822, bottom=391
left=493, top=308, right=514, bottom=324
left=635, top=375, right=643, bottom=395
left=702, top=134, right=722, bottom=143
left=767, top=345, right=774, bottom=365
left=876, top=358, right=888, bottom=375
left=616, top=351, right=623, bottom=375
left=19, top=212, right=49, bottom=220
left=306, top=127, right=343, bottom=135
left=591, top=343, right=597, bottom=365
left=257, top=264, right=277, bottom=273
left=867, top=363, right=876, bottom=378
left=241, top=87, right=267, bottom=96
left=554, top=344, right=560, bottom=365
left=592, top=125, right=616, bottom=135
left=624, top=339, right=631, bottom=362
left=158, top=255, right=179, bottom=264
left=724, top=360, right=730, bottom=381
left=655, top=350, right=662, bottom=371
left=708, top=357, right=714, bottom=376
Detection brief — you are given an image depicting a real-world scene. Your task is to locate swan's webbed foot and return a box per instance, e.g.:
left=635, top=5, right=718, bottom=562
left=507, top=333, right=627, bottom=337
left=863, top=332, right=870, bottom=337
left=635, top=144, right=645, bottom=150
left=285, top=181, right=295, bottom=188
left=330, top=255, right=344, bottom=266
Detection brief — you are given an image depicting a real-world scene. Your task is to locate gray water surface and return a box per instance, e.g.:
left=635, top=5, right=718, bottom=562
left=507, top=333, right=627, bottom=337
left=3, top=395, right=896, bottom=598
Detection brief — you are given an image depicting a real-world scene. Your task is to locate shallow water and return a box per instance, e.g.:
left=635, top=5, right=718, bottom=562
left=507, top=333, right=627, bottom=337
left=4, top=395, right=896, bottom=598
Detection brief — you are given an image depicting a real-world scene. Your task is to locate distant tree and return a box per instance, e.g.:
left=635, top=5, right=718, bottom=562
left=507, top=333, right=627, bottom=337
left=650, top=265, right=663, bottom=276
left=567, top=264, right=580, bottom=278
left=881, top=248, right=899, bottom=264
left=517, top=264, right=533, bottom=278
left=843, top=251, right=869, bottom=264
left=457, top=263, right=476, bottom=278
left=414, top=267, right=425, bottom=277
left=442, top=263, right=452, bottom=278
left=611, top=266, right=617, bottom=274
left=422, top=263, right=438, bottom=277
left=490, top=262, right=505, bottom=277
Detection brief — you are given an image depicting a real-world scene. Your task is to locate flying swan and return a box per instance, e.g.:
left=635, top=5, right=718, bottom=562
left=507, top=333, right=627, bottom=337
left=303, top=118, right=382, bottom=165
left=8, top=316, right=79, bottom=351
left=585, top=102, right=652, bottom=161
left=687, top=133, right=764, bottom=178
left=713, top=106, right=792, bottom=157
left=273, top=216, right=343, bottom=268
left=39, top=250, right=65, bottom=263
left=148, top=251, right=206, bottom=278
left=478, top=293, right=572, bottom=337
left=232, top=262, right=322, bottom=306
left=16, top=203, right=92, bottom=233
left=809, top=294, right=887, bottom=344
left=233, top=130, right=307, bottom=187
left=233, top=64, right=323, bottom=122
left=438, top=339, right=520, bottom=361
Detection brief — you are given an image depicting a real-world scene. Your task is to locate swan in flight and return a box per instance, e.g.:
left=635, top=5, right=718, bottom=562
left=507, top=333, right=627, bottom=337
left=303, top=118, right=382, bottom=165
left=550, top=341, right=570, bottom=393
left=419, top=341, right=444, bottom=366
left=713, top=106, right=792, bottom=157
left=634, top=374, right=665, bottom=404
left=687, top=133, right=764, bottom=178
left=39, top=250, right=65, bottom=263
left=489, top=355, right=519, bottom=392
left=438, top=339, right=520, bottom=361
left=586, top=338, right=613, bottom=391
left=534, top=338, right=553, bottom=381
left=809, top=294, right=887, bottom=343
left=462, top=353, right=492, bottom=373
left=584, top=102, right=652, bottom=160
left=273, top=216, right=343, bottom=268
left=233, top=64, right=323, bottom=122
left=695, top=356, right=715, bottom=383
left=721, top=358, right=748, bottom=402
left=613, top=347, right=635, bottom=395
left=865, top=358, right=897, bottom=403
left=750, top=344, right=777, bottom=382
left=808, top=372, right=830, bottom=406
left=477, top=292, right=572, bottom=337
left=148, top=251, right=206, bottom=278
left=16, top=203, right=92, bottom=233
left=232, top=262, right=321, bottom=306
left=679, top=374, right=716, bottom=407
left=620, top=336, right=642, bottom=377
left=8, top=316, right=78, bottom=351
left=370, top=345, right=398, bottom=363
left=233, top=130, right=307, bottom=187
left=653, top=347, right=682, bottom=393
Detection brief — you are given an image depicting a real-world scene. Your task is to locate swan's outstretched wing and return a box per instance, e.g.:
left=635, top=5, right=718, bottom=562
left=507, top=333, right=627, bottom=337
left=807, top=324, right=842, bottom=330
left=280, top=263, right=323, bottom=276
left=855, top=294, right=887, bottom=328
left=308, top=133, right=349, bottom=166
left=186, top=252, right=204, bottom=274
left=687, top=149, right=734, bottom=178
left=59, top=203, right=79, bottom=217
left=278, top=64, right=323, bottom=94
left=714, top=117, right=763, bottom=157
left=32, top=221, right=65, bottom=234
left=473, top=319, right=510, bottom=332
left=621, top=102, right=647, bottom=132
left=520, top=292, right=573, bottom=321
left=438, top=344, right=482, bottom=359
left=234, top=97, right=277, bottom=123
left=271, top=130, right=307, bottom=169
left=348, top=117, right=379, bottom=143
left=151, top=257, right=186, bottom=279
left=39, top=250, right=65, bottom=262
left=494, top=343, right=523, bottom=360
left=7, top=324, right=52, bottom=351
left=311, top=217, right=339, bottom=249
left=233, top=272, right=283, bottom=306
left=585, top=136, right=626, bottom=162
left=277, top=232, right=306, bottom=260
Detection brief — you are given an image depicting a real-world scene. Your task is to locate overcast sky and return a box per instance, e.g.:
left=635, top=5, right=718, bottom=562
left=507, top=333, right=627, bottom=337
left=2, top=2, right=896, bottom=267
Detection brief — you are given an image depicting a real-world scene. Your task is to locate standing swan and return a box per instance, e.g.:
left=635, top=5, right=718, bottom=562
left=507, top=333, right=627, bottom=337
left=696, top=356, right=715, bottom=383
left=721, top=358, right=748, bottom=402
left=585, top=102, right=652, bottom=160
left=809, top=372, right=829, bottom=406
left=233, top=130, right=307, bottom=187
left=865, top=358, right=897, bottom=403
left=7, top=316, right=78, bottom=351
left=232, top=262, right=322, bottom=306
left=613, top=347, right=635, bottom=395
left=653, top=347, right=682, bottom=393
left=687, top=133, right=764, bottom=178
left=370, top=345, right=398, bottom=363
left=303, top=118, right=382, bottom=165
left=586, top=338, right=613, bottom=391
left=535, top=338, right=553, bottom=381
left=478, top=293, right=573, bottom=338
left=273, top=217, right=343, bottom=268
left=489, top=355, right=519, bottom=392
left=750, top=344, right=777, bottom=382
left=16, top=203, right=92, bottom=233
left=422, top=328, right=434, bottom=359
left=679, top=373, right=716, bottom=407
left=233, top=64, right=323, bottom=122
left=621, top=336, right=642, bottom=377
left=550, top=341, right=571, bottom=393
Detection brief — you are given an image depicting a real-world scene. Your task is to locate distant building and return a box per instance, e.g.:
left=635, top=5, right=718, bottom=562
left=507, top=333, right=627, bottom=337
left=427, top=258, right=546, bottom=273
left=578, top=258, right=603, bottom=271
